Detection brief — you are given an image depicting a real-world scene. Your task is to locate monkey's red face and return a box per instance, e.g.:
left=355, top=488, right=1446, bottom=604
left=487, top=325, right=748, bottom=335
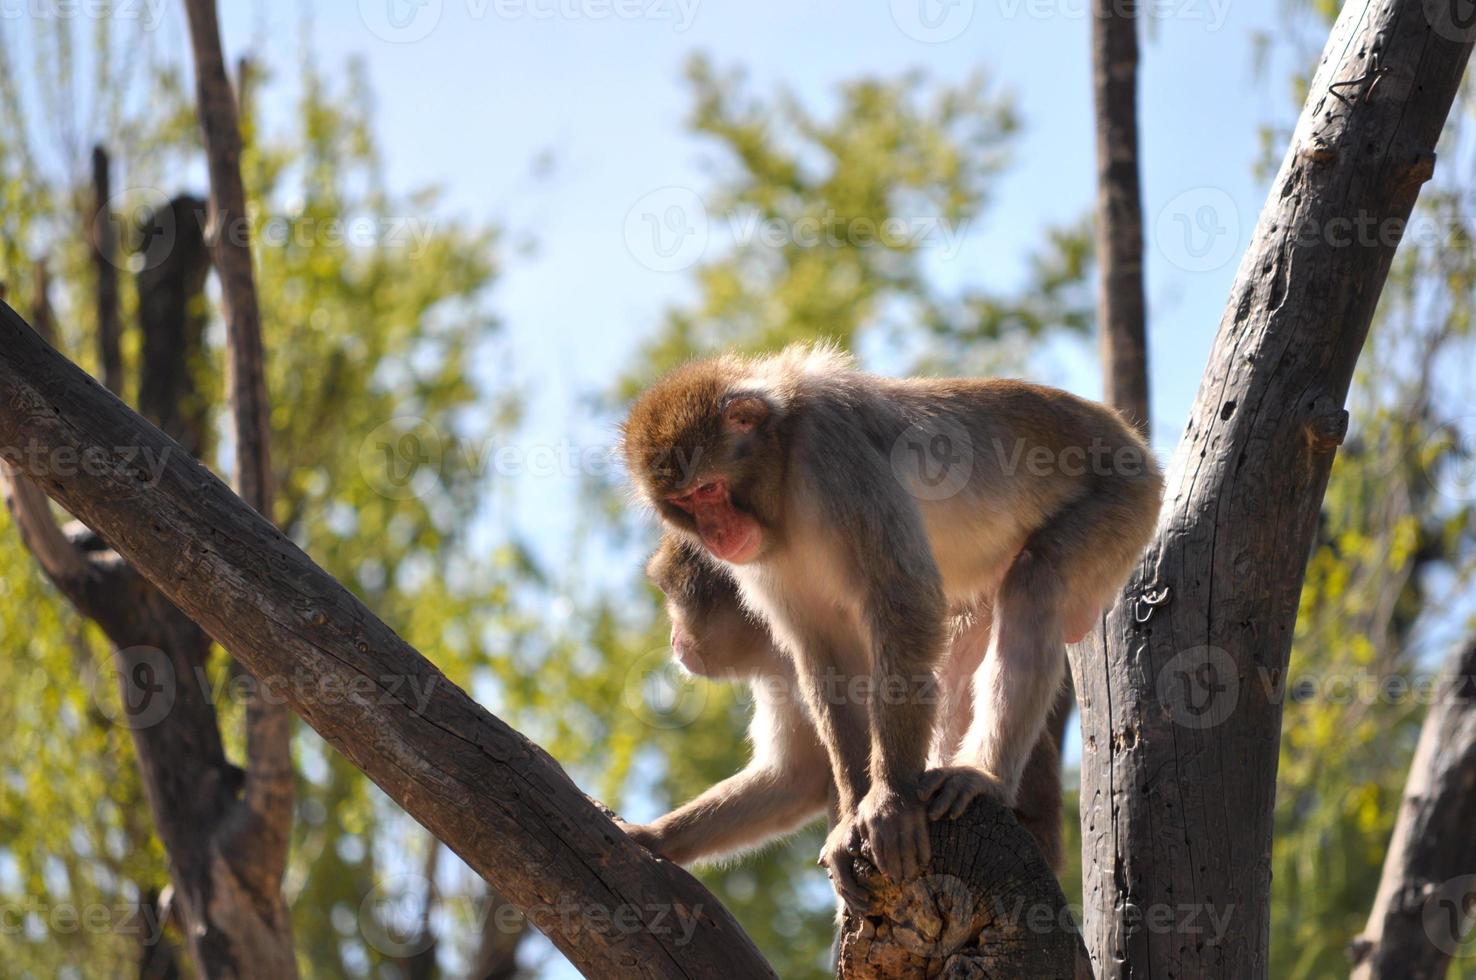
left=665, top=479, right=763, bottom=564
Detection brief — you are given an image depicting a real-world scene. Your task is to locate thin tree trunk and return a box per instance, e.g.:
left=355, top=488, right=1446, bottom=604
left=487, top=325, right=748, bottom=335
left=91, top=145, right=123, bottom=396
left=1070, top=1, right=1473, bottom=975
left=1350, top=636, right=1476, bottom=978
left=1091, top=0, right=1149, bottom=436
left=0, top=304, right=778, bottom=979
left=178, top=6, right=297, bottom=972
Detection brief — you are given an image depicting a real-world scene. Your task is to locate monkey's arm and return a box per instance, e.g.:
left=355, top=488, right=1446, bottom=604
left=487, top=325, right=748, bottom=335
left=625, top=685, right=830, bottom=865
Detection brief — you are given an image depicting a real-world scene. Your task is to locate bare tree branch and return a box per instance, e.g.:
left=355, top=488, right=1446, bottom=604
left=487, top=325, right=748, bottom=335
left=1091, top=0, right=1148, bottom=436
left=1350, top=636, right=1476, bottom=979
left=0, top=302, right=778, bottom=979
left=181, top=0, right=293, bottom=892
left=1070, top=0, right=1473, bottom=975
left=91, top=146, right=124, bottom=396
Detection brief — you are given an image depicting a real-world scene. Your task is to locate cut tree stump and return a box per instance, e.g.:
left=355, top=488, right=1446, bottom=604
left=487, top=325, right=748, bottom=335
left=838, top=800, right=1089, bottom=980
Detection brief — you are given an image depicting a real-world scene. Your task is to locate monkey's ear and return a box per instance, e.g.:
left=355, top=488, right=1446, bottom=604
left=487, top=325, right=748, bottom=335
left=722, top=394, right=770, bottom=434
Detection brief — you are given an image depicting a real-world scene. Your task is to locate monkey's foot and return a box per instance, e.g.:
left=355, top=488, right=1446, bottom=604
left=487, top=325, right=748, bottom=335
left=918, top=767, right=1008, bottom=821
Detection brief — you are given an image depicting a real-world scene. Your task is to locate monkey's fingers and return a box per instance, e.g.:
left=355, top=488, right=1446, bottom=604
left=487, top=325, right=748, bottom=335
left=925, top=778, right=963, bottom=821
left=821, top=852, right=869, bottom=911
left=917, top=769, right=947, bottom=801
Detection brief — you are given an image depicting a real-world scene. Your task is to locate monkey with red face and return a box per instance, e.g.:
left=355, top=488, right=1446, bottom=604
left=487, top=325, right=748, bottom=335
left=621, top=534, right=1065, bottom=881
left=622, top=344, right=1160, bottom=905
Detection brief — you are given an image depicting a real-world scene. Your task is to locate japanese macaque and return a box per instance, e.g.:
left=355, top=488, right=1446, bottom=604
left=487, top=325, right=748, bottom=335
left=621, top=535, right=1064, bottom=876
left=621, top=344, right=1161, bottom=904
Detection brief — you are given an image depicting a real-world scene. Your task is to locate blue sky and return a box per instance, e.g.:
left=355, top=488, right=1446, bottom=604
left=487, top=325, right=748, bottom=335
left=203, top=0, right=1295, bottom=525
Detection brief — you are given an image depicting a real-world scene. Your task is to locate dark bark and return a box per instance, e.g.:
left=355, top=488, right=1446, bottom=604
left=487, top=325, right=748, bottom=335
left=1090, top=0, right=1149, bottom=435
left=91, top=146, right=123, bottom=395
left=180, top=5, right=297, bottom=958
left=1350, top=636, right=1476, bottom=979
left=837, top=799, right=1088, bottom=979
left=0, top=304, right=777, bottom=979
left=1069, top=1, right=1473, bottom=976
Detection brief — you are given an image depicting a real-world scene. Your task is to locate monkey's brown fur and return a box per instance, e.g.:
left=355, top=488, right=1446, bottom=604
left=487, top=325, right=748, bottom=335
left=626, top=536, right=1064, bottom=873
left=622, top=344, right=1160, bottom=904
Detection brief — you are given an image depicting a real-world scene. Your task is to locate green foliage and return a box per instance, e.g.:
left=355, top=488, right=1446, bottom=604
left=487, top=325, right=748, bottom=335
left=0, top=23, right=518, bottom=978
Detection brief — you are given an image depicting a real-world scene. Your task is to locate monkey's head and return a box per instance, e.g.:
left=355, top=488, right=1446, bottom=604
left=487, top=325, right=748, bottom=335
left=622, top=357, right=786, bottom=566
left=646, top=534, right=778, bottom=680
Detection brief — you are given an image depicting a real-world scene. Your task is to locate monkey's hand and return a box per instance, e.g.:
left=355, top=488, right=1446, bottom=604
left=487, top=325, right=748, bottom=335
left=918, top=766, right=1008, bottom=821
left=856, top=783, right=931, bottom=884
left=616, top=820, right=672, bottom=860
left=818, top=819, right=869, bottom=912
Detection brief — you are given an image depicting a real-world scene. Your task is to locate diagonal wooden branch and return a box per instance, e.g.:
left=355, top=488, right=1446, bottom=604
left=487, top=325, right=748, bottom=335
left=181, top=0, right=293, bottom=893
left=1350, top=635, right=1476, bottom=979
left=0, top=302, right=777, bottom=979
left=1070, top=0, right=1474, bottom=976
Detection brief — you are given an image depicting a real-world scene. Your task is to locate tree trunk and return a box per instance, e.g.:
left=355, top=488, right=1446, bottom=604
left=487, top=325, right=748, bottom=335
left=836, top=800, right=1088, bottom=979
left=1090, top=0, right=1149, bottom=435
left=91, top=145, right=123, bottom=396
left=1349, top=636, right=1476, bottom=978
left=0, top=303, right=777, bottom=979
left=1070, top=0, right=1473, bottom=975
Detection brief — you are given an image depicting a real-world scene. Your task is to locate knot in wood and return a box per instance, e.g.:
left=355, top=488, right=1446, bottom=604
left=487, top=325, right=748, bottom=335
left=1306, top=410, right=1350, bottom=453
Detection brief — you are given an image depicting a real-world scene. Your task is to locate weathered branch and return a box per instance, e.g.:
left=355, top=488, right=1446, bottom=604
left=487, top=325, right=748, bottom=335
left=0, top=303, right=777, bottom=979
left=1090, top=0, right=1148, bottom=435
left=1070, top=0, right=1473, bottom=975
left=1350, top=636, right=1476, bottom=978
left=181, top=0, right=294, bottom=898
left=91, top=146, right=124, bottom=396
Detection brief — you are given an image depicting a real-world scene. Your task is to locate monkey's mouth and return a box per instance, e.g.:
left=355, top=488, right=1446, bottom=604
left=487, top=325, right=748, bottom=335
left=666, top=480, right=763, bottom=564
